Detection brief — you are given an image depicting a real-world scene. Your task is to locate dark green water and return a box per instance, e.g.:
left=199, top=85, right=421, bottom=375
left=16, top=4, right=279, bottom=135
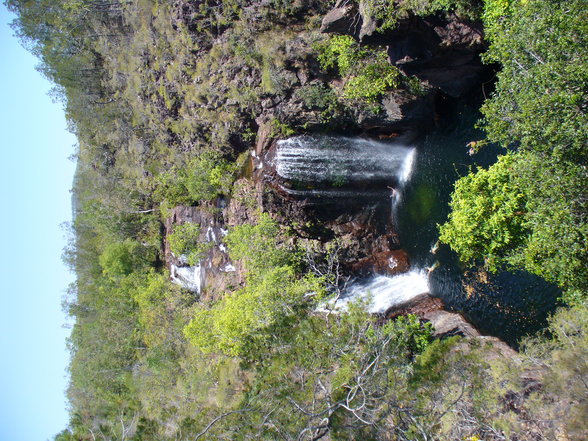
left=396, top=106, right=561, bottom=346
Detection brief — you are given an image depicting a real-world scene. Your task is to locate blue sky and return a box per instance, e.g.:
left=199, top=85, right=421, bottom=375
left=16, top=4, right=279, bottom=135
left=0, top=5, right=75, bottom=441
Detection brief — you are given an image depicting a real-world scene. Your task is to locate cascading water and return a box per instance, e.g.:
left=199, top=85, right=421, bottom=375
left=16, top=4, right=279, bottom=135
left=276, top=135, right=428, bottom=313
left=276, top=116, right=558, bottom=344
left=274, top=136, right=415, bottom=199
left=330, top=270, right=429, bottom=314
left=170, top=263, right=203, bottom=293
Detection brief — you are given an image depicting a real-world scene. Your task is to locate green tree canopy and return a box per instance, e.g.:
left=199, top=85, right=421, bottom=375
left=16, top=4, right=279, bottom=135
left=440, top=0, right=588, bottom=302
left=481, top=0, right=588, bottom=164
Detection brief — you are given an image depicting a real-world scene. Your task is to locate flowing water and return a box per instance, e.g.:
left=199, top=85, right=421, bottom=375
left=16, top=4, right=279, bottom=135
left=330, top=270, right=430, bottom=314
left=170, top=263, right=203, bottom=293
left=275, top=136, right=416, bottom=200
left=280, top=107, right=560, bottom=345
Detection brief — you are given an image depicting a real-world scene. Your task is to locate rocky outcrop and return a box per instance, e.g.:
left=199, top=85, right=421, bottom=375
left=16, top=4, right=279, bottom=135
left=165, top=205, right=239, bottom=299
left=389, top=15, right=487, bottom=98
left=359, top=88, right=436, bottom=134
left=423, top=309, right=481, bottom=339
left=321, top=1, right=488, bottom=99
left=384, top=294, right=485, bottom=340
left=320, top=0, right=362, bottom=36
left=320, top=0, right=378, bottom=42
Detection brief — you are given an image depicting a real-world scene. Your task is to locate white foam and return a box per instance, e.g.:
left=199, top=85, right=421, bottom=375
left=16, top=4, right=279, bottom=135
left=170, top=263, right=203, bottom=293
left=328, top=270, right=429, bottom=314
left=221, top=263, right=236, bottom=272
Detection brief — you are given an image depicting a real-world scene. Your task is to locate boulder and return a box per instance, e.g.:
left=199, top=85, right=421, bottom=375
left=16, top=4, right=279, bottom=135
left=320, top=0, right=361, bottom=36
left=384, top=293, right=445, bottom=320
left=423, top=309, right=481, bottom=338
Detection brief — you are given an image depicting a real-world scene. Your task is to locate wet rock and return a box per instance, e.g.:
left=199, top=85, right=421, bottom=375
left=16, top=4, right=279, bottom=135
left=352, top=247, right=409, bottom=275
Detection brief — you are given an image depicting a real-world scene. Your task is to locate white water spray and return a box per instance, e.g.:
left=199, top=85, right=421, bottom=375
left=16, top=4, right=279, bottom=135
left=170, top=263, right=203, bottom=293
left=276, top=136, right=415, bottom=188
left=327, top=270, right=430, bottom=314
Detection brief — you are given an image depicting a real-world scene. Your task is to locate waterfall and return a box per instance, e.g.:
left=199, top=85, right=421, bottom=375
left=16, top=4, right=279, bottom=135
left=391, top=147, right=417, bottom=221
left=399, top=148, right=417, bottom=185
left=275, top=136, right=415, bottom=192
left=170, top=263, right=203, bottom=293
left=275, top=135, right=426, bottom=315
left=327, top=270, right=430, bottom=314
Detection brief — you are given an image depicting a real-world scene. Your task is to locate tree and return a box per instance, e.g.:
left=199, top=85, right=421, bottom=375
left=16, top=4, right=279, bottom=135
left=440, top=152, right=587, bottom=300
left=440, top=0, right=588, bottom=301
left=481, top=0, right=588, bottom=165
left=98, top=239, right=151, bottom=278
left=439, top=153, right=528, bottom=272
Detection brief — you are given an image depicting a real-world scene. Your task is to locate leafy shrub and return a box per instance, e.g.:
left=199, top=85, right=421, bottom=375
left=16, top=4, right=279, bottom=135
left=316, top=35, right=368, bottom=76
left=363, top=0, right=483, bottom=30
left=295, top=83, right=342, bottom=122
left=315, top=35, right=401, bottom=102
left=343, top=60, right=400, bottom=101
left=269, top=118, right=295, bottom=138
left=184, top=152, right=238, bottom=202
left=99, top=239, right=151, bottom=278
left=168, top=223, right=211, bottom=265
left=439, top=153, right=528, bottom=272
left=155, top=151, right=238, bottom=207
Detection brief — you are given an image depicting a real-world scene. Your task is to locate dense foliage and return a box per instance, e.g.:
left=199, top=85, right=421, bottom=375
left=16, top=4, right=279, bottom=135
left=439, top=0, right=588, bottom=302
left=316, top=34, right=402, bottom=101
left=6, top=0, right=587, bottom=439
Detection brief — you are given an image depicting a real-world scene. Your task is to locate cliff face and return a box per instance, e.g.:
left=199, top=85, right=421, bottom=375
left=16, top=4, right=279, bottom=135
left=167, top=0, right=492, bottom=300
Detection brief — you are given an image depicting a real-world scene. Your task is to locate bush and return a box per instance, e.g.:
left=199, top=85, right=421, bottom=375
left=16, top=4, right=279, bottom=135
left=99, top=239, right=151, bottom=278
left=184, top=152, right=238, bottom=202
left=343, top=60, right=400, bottom=101
left=295, top=83, right=342, bottom=122
left=316, top=35, right=368, bottom=76
left=154, top=151, right=238, bottom=207
left=438, top=154, right=528, bottom=272
left=315, top=35, right=401, bottom=102
left=168, top=223, right=211, bottom=265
